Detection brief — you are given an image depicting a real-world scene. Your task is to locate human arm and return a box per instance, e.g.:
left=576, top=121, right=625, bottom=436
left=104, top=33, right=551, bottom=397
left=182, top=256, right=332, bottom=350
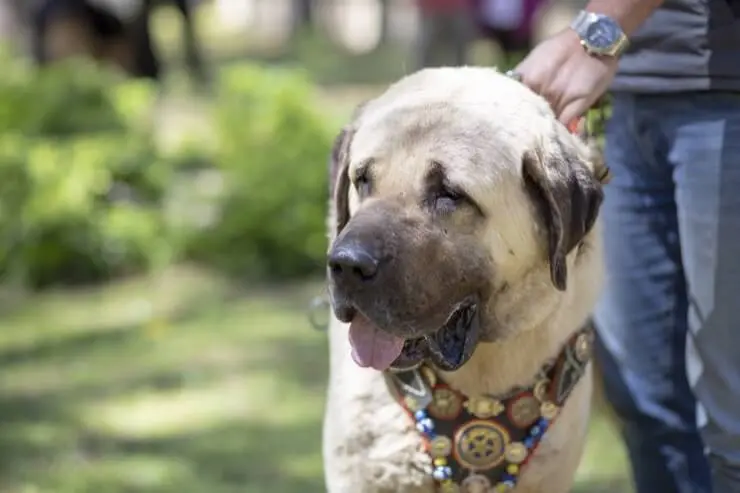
left=514, top=0, right=664, bottom=125
left=583, top=0, right=664, bottom=36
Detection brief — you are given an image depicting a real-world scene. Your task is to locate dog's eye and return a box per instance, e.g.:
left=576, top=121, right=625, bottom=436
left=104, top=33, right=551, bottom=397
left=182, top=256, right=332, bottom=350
left=354, top=170, right=372, bottom=198
left=434, top=189, right=465, bottom=214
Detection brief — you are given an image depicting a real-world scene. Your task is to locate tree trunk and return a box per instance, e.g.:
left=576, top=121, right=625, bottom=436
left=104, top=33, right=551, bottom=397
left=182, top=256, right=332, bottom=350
left=379, top=0, right=391, bottom=43
left=292, top=0, right=313, bottom=34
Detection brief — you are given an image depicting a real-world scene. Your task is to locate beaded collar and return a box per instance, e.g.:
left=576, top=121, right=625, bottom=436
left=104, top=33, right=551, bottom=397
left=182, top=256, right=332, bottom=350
left=384, top=325, right=594, bottom=493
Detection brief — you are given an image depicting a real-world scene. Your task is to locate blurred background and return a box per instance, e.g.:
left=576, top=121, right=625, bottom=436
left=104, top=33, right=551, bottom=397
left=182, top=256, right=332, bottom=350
left=0, top=0, right=631, bottom=491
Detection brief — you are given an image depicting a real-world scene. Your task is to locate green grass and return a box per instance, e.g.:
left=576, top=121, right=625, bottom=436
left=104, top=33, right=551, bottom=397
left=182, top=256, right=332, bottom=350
left=0, top=10, right=628, bottom=488
left=0, top=265, right=632, bottom=492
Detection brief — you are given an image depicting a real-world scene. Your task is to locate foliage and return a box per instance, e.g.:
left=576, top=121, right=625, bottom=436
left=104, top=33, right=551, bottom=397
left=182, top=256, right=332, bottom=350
left=0, top=59, right=125, bottom=136
left=0, top=49, right=337, bottom=288
left=0, top=56, right=179, bottom=289
left=186, top=64, right=335, bottom=280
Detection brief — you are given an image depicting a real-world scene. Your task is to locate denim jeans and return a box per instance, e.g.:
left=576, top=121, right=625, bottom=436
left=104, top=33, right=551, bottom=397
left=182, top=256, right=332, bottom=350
left=593, top=91, right=740, bottom=493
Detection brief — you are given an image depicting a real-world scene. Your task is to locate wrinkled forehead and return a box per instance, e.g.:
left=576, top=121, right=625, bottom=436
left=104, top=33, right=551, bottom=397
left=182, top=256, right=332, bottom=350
left=350, top=102, right=529, bottom=194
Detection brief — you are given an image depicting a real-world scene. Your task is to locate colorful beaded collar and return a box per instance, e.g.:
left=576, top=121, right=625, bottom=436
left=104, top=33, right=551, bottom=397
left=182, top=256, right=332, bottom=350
left=384, top=325, right=594, bottom=493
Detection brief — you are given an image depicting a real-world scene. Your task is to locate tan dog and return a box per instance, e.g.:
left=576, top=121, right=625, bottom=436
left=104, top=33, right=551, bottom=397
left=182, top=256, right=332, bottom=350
left=323, top=67, right=608, bottom=493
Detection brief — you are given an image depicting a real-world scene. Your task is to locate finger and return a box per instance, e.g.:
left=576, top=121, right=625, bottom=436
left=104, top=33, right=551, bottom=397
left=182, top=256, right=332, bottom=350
left=540, top=83, right=562, bottom=114
left=517, top=70, right=543, bottom=95
left=548, top=72, right=573, bottom=117
left=558, top=99, right=589, bottom=126
left=514, top=62, right=560, bottom=114
left=513, top=59, right=546, bottom=93
left=566, top=118, right=582, bottom=134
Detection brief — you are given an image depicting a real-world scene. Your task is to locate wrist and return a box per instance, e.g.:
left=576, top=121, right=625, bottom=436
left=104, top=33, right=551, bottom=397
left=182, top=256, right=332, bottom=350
left=564, top=29, right=619, bottom=68
left=584, top=0, right=663, bottom=36
left=570, top=10, right=630, bottom=58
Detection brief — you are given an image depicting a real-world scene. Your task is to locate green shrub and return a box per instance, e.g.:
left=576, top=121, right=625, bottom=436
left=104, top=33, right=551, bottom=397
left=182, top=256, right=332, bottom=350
left=0, top=59, right=125, bottom=137
left=0, top=51, right=339, bottom=287
left=0, top=55, right=179, bottom=289
left=0, top=133, right=180, bottom=289
left=186, top=64, right=334, bottom=280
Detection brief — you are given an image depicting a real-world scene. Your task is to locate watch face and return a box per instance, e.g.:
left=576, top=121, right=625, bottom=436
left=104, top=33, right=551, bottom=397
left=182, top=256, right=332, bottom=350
left=584, top=17, right=621, bottom=51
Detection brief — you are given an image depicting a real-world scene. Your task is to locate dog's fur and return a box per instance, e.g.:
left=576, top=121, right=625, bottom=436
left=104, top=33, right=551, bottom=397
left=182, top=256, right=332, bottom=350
left=323, top=67, right=607, bottom=493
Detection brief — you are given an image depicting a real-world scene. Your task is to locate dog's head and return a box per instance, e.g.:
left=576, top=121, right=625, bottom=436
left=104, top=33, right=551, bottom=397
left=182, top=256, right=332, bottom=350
left=327, top=68, right=606, bottom=372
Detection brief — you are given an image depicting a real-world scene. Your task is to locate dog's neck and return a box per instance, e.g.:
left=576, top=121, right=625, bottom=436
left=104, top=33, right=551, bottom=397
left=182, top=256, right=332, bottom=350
left=437, top=318, right=579, bottom=397
left=437, top=231, right=603, bottom=397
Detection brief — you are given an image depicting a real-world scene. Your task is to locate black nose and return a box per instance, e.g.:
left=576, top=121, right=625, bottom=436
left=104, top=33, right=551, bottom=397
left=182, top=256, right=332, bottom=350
left=328, top=243, right=379, bottom=282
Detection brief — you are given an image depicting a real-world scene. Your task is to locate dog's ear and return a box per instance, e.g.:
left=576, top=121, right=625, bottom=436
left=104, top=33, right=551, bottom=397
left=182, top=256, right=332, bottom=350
left=522, top=138, right=604, bottom=291
left=329, top=126, right=354, bottom=236
left=328, top=103, right=366, bottom=237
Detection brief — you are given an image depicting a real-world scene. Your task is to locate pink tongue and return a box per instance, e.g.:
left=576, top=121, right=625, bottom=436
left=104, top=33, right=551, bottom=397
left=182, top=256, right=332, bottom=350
left=348, top=315, right=405, bottom=371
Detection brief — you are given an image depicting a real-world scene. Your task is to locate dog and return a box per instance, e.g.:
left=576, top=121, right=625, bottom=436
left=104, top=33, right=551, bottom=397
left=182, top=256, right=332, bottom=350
left=323, top=66, right=609, bottom=493
left=14, top=0, right=206, bottom=83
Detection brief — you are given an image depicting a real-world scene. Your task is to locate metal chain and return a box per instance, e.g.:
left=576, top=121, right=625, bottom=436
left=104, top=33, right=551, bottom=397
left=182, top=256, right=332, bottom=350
left=308, top=290, right=330, bottom=331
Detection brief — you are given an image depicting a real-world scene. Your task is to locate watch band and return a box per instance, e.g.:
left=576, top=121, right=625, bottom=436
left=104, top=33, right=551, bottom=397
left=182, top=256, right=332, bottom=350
left=570, top=10, right=629, bottom=57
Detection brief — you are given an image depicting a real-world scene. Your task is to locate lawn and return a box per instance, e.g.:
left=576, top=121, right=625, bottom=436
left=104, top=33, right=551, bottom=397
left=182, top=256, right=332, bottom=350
left=0, top=265, right=632, bottom=493
left=0, top=6, right=633, bottom=490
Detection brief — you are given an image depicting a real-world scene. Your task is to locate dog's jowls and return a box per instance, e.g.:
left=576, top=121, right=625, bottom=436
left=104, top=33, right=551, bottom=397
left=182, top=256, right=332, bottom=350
left=323, top=67, right=606, bottom=493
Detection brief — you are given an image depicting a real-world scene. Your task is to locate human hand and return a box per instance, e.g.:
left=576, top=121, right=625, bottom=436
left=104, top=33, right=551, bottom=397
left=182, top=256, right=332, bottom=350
left=513, top=29, right=619, bottom=126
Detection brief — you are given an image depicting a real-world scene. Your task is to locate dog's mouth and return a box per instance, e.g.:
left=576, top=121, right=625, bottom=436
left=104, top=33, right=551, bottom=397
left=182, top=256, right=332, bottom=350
left=344, top=299, right=480, bottom=372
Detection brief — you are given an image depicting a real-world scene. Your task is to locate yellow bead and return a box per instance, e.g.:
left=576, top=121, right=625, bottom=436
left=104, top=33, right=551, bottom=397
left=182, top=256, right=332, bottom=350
left=438, top=479, right=455, bottom=492
left=434, top=457, right=447, bottom=467
left=404, top=397, right=418, bottom=410
left=495, top=484, right=509, bottom=493
left=439, top=481, right=458, bottom=493
left=507, top=464, right=519, bottom=475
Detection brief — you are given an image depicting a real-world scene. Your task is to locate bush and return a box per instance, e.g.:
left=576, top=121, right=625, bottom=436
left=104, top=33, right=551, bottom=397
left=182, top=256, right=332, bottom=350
left=0, top=55, right=179, bottom=289
left=0, top=59, right=125, bottom=136
left=0, top=51, right=338, bottom=287
left=186, top=64, right=335, bottom=280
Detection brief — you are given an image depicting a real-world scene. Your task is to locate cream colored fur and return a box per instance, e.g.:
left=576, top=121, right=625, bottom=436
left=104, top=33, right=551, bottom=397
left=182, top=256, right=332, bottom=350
left=323, top=67, right=605, bottom=493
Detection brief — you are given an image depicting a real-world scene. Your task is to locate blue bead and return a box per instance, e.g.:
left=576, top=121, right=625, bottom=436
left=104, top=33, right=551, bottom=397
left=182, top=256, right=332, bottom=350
left=502, top=474, right=516, bottom=483
left=432, top=466, right=452, bottom=481
left=504, top=480, right=516, bottom=488
left=530, top=425, right=542, bottom=437
left=524, top=437, right=534, bottom=449
left=414, top=410, right=427, bottom=420
left=416, top=418, right=435, bottom=434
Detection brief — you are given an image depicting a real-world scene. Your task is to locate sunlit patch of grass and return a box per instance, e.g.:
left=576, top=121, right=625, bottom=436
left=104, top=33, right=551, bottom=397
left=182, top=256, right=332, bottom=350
left=575, top=412, right=633, bottom=493
left=0, top=265, right=630, bottom=492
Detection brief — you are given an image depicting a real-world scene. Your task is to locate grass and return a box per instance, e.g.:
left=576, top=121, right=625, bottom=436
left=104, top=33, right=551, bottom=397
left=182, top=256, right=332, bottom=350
left=0, top=265, right=633, bottom=493
left=0, top=6, right=631, bottom=489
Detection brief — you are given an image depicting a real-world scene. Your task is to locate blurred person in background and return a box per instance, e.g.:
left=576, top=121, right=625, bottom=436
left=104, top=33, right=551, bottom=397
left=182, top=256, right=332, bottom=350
left=415, top=0, right=471, bottom=69
left=514, top=0, right=740, bottom=492
left=16, top=0, right=207, bottom=85
left=470, top=0, right=545, bottom=61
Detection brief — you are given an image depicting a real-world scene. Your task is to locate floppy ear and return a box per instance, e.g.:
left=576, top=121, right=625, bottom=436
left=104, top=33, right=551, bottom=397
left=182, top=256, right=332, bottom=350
left=522, top=139, right=604, bottom=291
left=328, top=103, right=366, bottom=238
left=328, top=126, right=354, bottom=237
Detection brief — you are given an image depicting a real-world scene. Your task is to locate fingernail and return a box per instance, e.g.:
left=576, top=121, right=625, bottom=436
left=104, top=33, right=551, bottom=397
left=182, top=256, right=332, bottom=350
left=567, top=118, right=581, bottom=134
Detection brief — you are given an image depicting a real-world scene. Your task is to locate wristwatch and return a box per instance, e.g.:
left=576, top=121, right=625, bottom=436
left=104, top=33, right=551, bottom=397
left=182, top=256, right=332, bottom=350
left=570, top=10, right=629, bottom=57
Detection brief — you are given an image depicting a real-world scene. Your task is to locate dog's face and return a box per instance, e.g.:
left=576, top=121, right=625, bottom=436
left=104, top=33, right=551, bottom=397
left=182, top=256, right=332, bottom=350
left=327, top=68, right=605, bottom=373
